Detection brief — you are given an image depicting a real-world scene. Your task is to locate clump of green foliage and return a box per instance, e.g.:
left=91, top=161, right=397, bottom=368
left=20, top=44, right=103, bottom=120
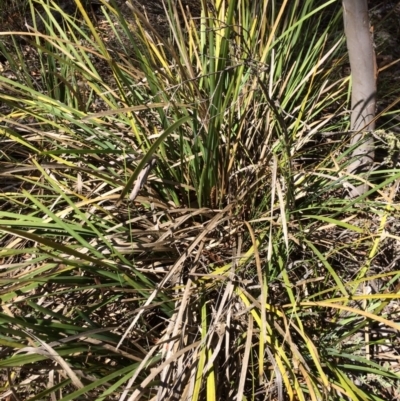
left=1, top=0, right=400, bottom=400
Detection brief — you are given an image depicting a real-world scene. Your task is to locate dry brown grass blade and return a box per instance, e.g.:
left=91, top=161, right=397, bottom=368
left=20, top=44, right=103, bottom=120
left=156, top=279, right=195, bottom=401
left=237, top=314, right=253, bottom=401
left=118, top=345, right=160, bottom=401
left=127, top=340, right=202, bottom=401
left=16, top=333, right=84, bottom=390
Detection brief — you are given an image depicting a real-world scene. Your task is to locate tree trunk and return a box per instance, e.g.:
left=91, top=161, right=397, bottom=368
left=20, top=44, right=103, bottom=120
left=342, top=0, right=376, bottom=197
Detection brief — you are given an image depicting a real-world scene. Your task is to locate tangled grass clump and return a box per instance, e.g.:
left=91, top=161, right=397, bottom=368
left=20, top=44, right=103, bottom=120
left=1, top=0, right=400, bottom=400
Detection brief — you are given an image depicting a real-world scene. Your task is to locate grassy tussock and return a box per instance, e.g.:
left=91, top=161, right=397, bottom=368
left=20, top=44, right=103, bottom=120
left=0, top=0, right=400, bottom=400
